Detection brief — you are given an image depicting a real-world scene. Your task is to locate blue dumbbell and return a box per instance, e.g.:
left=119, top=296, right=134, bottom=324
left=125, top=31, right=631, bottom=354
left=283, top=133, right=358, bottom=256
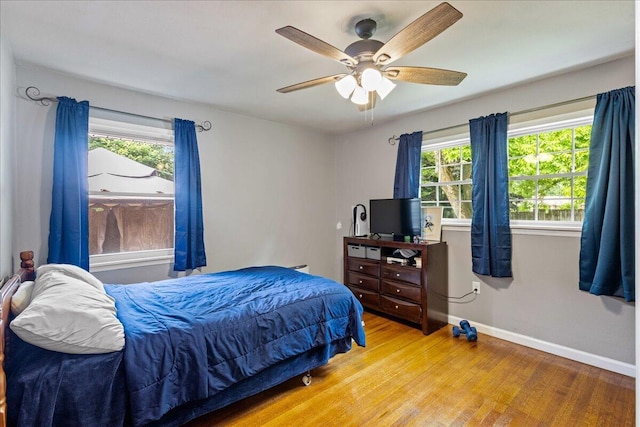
left=452, top=319, right=477, bottom=342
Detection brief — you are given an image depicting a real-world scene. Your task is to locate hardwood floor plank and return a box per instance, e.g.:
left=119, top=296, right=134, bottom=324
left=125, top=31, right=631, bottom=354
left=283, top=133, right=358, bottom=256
left=187, top=312, right=634, bottom=426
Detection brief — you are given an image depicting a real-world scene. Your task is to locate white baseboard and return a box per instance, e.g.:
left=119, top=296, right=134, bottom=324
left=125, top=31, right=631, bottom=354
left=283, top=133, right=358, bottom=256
left=448, top=315, right=635, bottom=377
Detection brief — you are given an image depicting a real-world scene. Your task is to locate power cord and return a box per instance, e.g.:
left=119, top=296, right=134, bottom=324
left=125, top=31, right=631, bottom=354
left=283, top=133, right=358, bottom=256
left=431, top=290, right=478, bottom=304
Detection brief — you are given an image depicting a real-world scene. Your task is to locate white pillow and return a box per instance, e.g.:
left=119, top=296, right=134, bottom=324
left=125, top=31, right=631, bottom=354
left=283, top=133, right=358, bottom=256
left=36, top=263, right=104, bottom=291
left=11, top=280, right=35, bottom=316
left=10, top=268, right=124, bottom=354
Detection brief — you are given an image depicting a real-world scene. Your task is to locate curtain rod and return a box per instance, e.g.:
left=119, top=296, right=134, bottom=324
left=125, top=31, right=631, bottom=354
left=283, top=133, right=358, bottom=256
left=387, top=94, right=597, bottom=145
left=24, top=86, right=212, bottom=132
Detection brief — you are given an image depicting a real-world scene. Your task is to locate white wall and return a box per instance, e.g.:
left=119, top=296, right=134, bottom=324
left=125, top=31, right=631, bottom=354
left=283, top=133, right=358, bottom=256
left=335, top=56, right=635, bottom=365
left=0, top=33, right=16, bottom=278
left=13, top=64, right=337, bottom=283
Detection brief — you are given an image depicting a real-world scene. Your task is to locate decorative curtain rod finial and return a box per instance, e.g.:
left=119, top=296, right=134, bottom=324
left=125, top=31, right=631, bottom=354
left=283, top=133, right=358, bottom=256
left=388, top=135, right=398, bottom=145
left=25, top=86, right=56, bottom=106
left=196, top=121, right=212, bottom=132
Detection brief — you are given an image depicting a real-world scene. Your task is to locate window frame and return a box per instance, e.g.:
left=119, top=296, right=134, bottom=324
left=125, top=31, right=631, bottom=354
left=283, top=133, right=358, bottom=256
left=87, top=116, right=176, bottom=272
left=420, top=111, right=594, bottom=236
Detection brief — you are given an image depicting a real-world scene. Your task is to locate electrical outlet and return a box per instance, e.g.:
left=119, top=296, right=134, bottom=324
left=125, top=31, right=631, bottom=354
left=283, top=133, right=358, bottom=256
left=472, top=281, right=480, bottom=294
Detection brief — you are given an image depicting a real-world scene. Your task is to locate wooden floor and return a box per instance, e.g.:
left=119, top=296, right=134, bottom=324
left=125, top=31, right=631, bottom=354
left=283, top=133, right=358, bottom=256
left=187, top=312, right=635, bottom=426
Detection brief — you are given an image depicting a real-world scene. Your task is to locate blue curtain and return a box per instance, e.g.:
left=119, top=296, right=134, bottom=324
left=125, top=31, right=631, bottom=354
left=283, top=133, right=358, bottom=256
left=469, top=112, right=512, bottom=277
left=579, top=86, right=635, bottom=302
left=173, top=118, right=207, bottom=271
left=393, top=131, right=423, bottom=198
left=47, top=97, right=90, bottom=270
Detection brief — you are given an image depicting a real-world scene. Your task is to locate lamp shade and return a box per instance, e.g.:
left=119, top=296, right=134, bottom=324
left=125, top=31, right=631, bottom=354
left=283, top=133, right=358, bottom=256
left=335, top=75, right=357, bottom=99
left=350, top=85, right=369, bottom=105
left=376, top=76, right=396, bottom=100
left=361, top=68, right=382, bottom=92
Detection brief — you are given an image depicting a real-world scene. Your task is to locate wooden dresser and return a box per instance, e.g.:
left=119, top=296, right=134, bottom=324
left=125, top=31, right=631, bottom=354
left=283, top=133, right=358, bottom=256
left=343, top=236, right=448, bottom=335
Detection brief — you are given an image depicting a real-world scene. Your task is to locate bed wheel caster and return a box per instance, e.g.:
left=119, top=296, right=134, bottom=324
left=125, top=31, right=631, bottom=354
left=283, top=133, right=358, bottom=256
left=302, top=372, right=312, bottom=386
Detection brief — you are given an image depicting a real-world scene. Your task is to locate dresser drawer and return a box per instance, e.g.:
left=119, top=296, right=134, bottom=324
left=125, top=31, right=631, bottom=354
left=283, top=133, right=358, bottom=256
left=380, top=296, right=422, bottom=323
left=381, top=265, right=421, bottom=285
left=347, top=271, right=379, bottom=292
left=348, top=258, right=380, bottom=276
left=381, top=279, right=421, bottom=303
left=347, top=286, right=380, bottom=308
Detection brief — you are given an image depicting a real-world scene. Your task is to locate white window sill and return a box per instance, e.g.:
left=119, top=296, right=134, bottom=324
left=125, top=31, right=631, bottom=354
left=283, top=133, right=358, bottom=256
left=90, top=249, right=174, bottom=272
left=442, top=221, right=582, bottom=237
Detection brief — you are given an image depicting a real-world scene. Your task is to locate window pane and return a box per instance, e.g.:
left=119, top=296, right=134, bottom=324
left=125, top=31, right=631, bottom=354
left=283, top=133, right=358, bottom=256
left=539, top=129, right=572, bottom=153
left=89, top=137, right=174, bottom=180
left=573, top=176, right=587, bottom=199
left=422, top=150, right=436, bottom=167
left=459, top=202, right=473, bottom=219
left=461, top=163, right=472, bottom=180
left=509, top=135, right=537, bottom=156
left=461, top=145, right=472, bottom=162
left=439, top=185, right=459, bottom=204
left=575, top=149, right=589, bottom=172
left=538, top=152, right=572, bottom=175
left=574, top=199, right=586, bottom=222
left=422, top=166, right=438, bottom=183
left=421, top=186, right=437, bottom=201
left=509, top=179, right=536, bottom=201
left=440, top=203, right=457, bottom=219
left=538, top=199, right=572, bottom=221
left=441, top=147, right=460, bottom=164
left=510, top=199, right=535, bottom=220
left=461, top=183, right=472, bottom=201
left=440, top=164, right=460, bottom=181
left=575, top=125, right=592, bottom=149
left=538, top=177, right=571, bottom=198
left=509, top=156, right=536, bottom=177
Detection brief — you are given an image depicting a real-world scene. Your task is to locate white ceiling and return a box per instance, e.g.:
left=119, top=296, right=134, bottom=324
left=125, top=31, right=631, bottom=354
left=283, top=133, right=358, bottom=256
left=1, top=1, right=634, bottom=135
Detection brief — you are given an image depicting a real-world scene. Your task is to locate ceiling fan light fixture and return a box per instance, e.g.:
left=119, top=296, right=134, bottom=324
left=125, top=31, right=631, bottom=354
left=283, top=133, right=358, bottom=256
left=350, top=85, right=369, bottom=105
left=361, top=68, right=382, bottom=92
left=376, top=76, right=396, bottom=100
left=335, top=74, right=357, bottom=98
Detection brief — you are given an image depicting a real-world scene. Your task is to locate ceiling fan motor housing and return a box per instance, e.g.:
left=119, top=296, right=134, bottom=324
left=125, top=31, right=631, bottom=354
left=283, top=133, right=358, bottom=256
left=354, top=18, right=377, bottom=39
left=345, top=39, right=384, bottom=63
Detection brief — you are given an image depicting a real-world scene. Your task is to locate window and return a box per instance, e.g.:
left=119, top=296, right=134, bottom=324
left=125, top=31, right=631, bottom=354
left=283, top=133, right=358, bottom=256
left=508, top=119, right=590, bottom=222
left=421, top=144, right=472, bottom=219
left=420, top=115, right=592, bottom=224
left=88, top=116, right=175, bottom=270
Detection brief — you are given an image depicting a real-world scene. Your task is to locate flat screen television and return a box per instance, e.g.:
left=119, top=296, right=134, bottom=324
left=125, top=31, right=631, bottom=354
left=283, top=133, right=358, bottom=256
left=369, top=198, right=421, bottom=238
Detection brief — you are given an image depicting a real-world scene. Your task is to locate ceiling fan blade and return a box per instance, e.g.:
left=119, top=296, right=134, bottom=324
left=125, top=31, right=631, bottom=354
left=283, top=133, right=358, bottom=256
left=277, top=74, right=347, bottom=93
left=373, top=2, right=463, bottom=65
left=276, top=26, right=357, bottom=66
left=383, top=66, right=467, bottom=86
left=358, top=92, right=377, bottom=112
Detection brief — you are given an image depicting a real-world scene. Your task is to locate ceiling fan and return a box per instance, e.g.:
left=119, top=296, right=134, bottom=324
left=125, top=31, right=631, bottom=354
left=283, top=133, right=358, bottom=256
left=275, top=2, right=467, bottom=111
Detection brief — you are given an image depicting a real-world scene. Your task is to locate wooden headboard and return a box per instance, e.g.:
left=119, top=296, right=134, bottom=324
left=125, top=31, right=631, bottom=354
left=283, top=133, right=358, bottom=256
left=0, top=251, right=35, bottom=427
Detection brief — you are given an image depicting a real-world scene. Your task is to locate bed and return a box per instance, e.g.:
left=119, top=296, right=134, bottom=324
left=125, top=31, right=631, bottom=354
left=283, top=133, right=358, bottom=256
left=0, top=251, right=365, bottom=427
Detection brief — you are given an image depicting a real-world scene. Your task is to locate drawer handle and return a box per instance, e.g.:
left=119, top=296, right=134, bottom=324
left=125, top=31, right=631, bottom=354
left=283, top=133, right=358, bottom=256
left=359, top=266, right=363, bottom=270
left=396, top=273, right=400, bottom=277
left=359, top=294, right=363, bottom=298
left=359, top=280, right=363, bottom=284
left=396, top=289, right=401, bottom=293
left=395, top=305, right=399, bottom=309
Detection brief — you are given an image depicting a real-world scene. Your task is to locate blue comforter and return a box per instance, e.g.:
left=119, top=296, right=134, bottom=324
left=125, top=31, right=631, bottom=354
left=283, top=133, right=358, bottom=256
left=7, top=266, right=365, bottom=427
left=107, top=266, right=365, bottom=426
